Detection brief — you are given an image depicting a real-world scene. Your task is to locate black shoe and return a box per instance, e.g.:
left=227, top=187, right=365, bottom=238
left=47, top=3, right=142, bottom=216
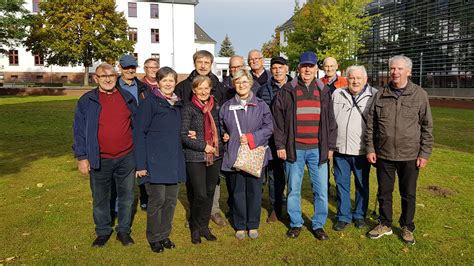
left=159, top=238, right=176, bottom=249
left=354, top=218, right=366, bottom=229
left=286, top=227, right=302, bottom=238
left=92, top=234, right=112, bottom=248
left=313, top=228, right=329, bottom=240
left=140, top=203, right=147, bottom=211
left=333, top=221, right=350, bottom=231
left=200, top=227, right=217, bottom=241
left=116, top=232, right=135, bottom=246
left=191, top=229, right=202, bottom=244
left=150, top=242, right=164, bottom=253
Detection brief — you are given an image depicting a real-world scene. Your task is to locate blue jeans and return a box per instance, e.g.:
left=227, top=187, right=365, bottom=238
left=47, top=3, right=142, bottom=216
left=333, top=153, right=370, bottom=223
left=90, top=152, right=135, bottom=236
left=286, top=149, right=328, bottom=229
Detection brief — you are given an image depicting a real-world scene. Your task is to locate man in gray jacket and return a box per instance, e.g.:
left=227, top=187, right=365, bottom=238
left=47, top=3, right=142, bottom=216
left=365, top=55, right=433, bottom=245
left=332, top=65, right=377, bottom=231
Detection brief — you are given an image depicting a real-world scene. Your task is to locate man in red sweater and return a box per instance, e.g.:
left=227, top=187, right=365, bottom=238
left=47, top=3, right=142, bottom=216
left=73, top=63, right=137, bottom=248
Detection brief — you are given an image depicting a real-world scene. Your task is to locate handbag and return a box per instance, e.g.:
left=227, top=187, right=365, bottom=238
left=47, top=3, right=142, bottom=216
left=232, top=109, right=267, bottom=178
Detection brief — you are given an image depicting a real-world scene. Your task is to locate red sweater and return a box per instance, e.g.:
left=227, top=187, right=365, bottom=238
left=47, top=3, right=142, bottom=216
left=98, top=90, right=133, bottom=158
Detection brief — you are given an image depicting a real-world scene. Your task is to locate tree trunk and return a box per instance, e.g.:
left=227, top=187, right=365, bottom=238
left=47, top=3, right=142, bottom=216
left=83, top=65, right=89, bottom=86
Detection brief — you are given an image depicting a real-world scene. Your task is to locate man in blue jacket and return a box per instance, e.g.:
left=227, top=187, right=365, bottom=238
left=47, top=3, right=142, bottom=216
left=73, top=63, right=137, bottom=248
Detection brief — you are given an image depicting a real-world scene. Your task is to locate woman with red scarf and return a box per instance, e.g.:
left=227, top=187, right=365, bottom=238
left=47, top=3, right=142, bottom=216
left=181, top=75, right=224, bottom=244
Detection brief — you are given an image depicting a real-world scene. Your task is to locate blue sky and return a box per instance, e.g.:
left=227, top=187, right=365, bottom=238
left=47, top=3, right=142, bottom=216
left=195, top=0, right=306, bottom=56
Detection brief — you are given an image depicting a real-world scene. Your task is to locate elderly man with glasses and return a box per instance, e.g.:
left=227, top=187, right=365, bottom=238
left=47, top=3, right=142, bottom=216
left=247, top=49, right=272, bottom=91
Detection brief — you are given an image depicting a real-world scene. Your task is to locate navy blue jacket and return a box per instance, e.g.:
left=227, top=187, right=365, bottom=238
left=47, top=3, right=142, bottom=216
left=256, top=75, right=293, bottom=107
left=134, top=93, right=186, bottom=184
left=116, top=76, right=150, bottom=105
left=72, top=88, right=137, bottom=169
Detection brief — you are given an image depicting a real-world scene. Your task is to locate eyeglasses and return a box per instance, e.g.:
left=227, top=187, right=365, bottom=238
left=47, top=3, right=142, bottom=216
left=234, top=80, right=250, bottom=86
left=230, top=65, right=243, bottom=70
left=145, top=66, right=159, bottom=70
left=249, top=57, right=263, bottom=62
left=96, top=74, right=116, bottom=80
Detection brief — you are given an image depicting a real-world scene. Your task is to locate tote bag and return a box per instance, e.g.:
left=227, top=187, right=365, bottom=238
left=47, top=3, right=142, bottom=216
left=232, top=109, right=267, bottom=177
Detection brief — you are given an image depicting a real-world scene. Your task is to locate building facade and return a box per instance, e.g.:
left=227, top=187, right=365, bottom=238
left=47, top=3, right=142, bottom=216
left=0, top=0, right=216, bottom=85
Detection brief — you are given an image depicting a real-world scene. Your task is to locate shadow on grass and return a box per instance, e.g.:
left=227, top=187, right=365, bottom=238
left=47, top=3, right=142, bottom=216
left=0, top=99, right=78, bottom=175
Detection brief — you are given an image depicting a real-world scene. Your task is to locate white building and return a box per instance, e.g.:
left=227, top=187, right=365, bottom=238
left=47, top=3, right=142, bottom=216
left=0, top=0, right=216, bottom=84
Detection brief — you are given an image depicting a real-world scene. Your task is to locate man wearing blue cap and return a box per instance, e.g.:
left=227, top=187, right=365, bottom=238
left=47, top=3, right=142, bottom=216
left=272, top=51, right=337, bottom=240
left=116, top=55, right=150, bottom=105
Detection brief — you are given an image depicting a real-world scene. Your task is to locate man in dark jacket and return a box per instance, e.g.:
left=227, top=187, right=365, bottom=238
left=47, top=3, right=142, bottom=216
left=366, top=55, right=433, bottom=245
left=248, top=49, right=271, bottom=91
left=272, top=51, right=337, bottom=241
left=73, top=63, right=137, bottom=248
left=257, top=56, right=292, bottom=223
left=116, top=55, right=150, bottom=211
left=222, top=55, right=245, bottom=102
left=175, top=50, right=227, bottom=227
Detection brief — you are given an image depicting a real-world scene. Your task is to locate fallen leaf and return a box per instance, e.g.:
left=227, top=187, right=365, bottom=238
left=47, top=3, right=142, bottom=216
left=401, top=247, right=409, bottom=253
left=64, top=202, right=69, bottom=205
left=48, top=204, right=53, bottom=207
left=444, top=225, right=453, bottom=229
left=37, top=183, right=44, bottom=188
left=25, top=187, right=30, bottom=190
left=5, top=256, right=17, bottom=262
left=44, top=210, right=51, bottom=213
left=73, top=245, right=78, bottom=250
left=45, top=189, right=50, bottom=191
left=416, top=203, right=425, bottom=207
left=423, top=233, right=429, bottom=237
left=22, top=232, right=30, bottom=236
left=360, top=235, right=365, bottom=239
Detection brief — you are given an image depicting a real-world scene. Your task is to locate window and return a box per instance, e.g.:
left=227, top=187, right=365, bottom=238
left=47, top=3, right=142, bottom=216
left=151, top=53, right=160, bottom=66
left=34, top=54, right=44, bottom=66
left=133, top=53, right=138, bottom=64
left=33, top=0, right=40, bottom=12
left=128, top=2, right=137, bottom=17
left=151, top=29, right=159, bottom=43
left=150, top=4, right=159, bottom=18
left=9, top=50, right=19, bottom=65
left=128, top=28, right=137, bottom=42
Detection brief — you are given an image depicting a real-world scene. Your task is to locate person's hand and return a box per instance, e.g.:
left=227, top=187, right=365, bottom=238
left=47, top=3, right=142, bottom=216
left=77, top=159, right=90, bottom=175
left=277, top=149, right=287, bottom=160
left=204, top=144, right=216, bottom=154
left=417, top=157, right=428, bottom=168
left=223, top=133, right=230, bottom=143
left=367, top=152, right=377, bottom=164
left=188, top=130, right=197, bottom=140
left=240, top=135, right=248, bottom=145
left=136, top=170, right=148, bottom=178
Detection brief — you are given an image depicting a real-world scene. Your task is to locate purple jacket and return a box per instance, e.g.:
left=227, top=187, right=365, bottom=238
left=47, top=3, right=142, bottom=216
left=219, top=94, right=273, bottom=172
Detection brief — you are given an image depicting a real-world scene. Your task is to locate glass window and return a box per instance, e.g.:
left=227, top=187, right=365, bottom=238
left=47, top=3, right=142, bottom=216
left=151, top=29, right=159, bottom=43
left=150, top=4, right=159, bottom=18
left=128, top=2, right=137, bottom=17
left=9, top=50, right=19, bottom=65
left=34, top=54, right=44, bottom=66
left=128, top=28, right=137, bottom=42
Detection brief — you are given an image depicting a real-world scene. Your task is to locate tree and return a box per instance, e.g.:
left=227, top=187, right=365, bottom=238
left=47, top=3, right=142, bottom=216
left=25, top=0, right=134, bottom=85
left=0, top=0, right=31, bottom=54
left=282, top=0, right=372, bottom=70
left=218, top=34, right=235, bottom=57
left=261, top=31, right=280, bottom=58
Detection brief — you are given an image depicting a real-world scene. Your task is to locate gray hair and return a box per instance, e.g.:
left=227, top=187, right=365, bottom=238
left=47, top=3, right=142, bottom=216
left=247, top=49, right=262, bottom=58
left=95, top=63, right=116, bottom=74
left=346, top=65, right=367, bottom=78
left=388, top=55, right=412, bottom=71
left=232, top=69, right=254, bottom=88
left=229, top=55, right=244, bottom=63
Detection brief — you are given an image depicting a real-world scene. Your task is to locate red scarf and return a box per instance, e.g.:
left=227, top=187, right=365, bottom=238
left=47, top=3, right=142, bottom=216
left=191, top=95, right=219, bottom=165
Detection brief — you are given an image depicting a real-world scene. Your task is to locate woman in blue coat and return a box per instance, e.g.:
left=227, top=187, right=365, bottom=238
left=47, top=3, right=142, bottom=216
left=135, top=67, right=186, bottom=253
left=219, top=69, right=273, bottom=240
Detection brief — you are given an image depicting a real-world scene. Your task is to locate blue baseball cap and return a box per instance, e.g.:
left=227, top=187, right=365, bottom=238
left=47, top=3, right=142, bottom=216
left=299, top=51, right=318, bottom=65
left=119, top=55, right=138, bottom=68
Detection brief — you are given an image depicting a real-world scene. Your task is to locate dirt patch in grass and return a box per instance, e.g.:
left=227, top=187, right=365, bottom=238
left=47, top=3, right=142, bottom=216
left=426, top=185, right=455, bottom=197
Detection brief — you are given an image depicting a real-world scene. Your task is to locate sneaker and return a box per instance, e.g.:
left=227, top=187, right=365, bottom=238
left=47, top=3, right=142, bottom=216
left=248, top=229, right=259, bottom=239
left=286, top=227, right=302, bottom=239
left=140, top=203, right=147, bottom=211
left=354, top=218, right=367, bottom=229
left=367, top=224, right=393, bottom=239
left=235, top=230, right=246, bottom=240
left=401, top=226, right=416, bottom=245
left=333, top=221, right=350, bottom=231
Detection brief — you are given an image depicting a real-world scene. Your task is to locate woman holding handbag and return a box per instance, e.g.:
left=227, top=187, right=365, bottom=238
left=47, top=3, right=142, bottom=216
left=181, top=75, right=224, bottom=244
left=219, top=69, right=273, bottom=240
left=135, top=67, right=186, bottom=253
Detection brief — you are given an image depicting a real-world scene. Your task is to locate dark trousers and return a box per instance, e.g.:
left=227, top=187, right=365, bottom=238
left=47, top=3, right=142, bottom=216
left=89, top=152, right=135, bottom=236
left=145, top=183, right=179, bottom=243
left=186, top=160, right=221, bottom=230
left=377, top=159, right=419, bottom=231
left=229, top=171, right=264, bottom=230
left=267, top=159, right=285, bottom=216
left=139, top=184, right=148, bottom=205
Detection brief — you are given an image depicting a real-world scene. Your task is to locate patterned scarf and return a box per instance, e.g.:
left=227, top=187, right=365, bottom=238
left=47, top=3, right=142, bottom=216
left=191, top=95, right=219, bottom=166
left=152, top=88, right=179, bottom=106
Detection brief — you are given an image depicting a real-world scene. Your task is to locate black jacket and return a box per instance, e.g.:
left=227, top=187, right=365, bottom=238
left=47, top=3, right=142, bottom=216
left=116, top=77, right=150, bottom=105
left=272, top=77, right=337, bottom=164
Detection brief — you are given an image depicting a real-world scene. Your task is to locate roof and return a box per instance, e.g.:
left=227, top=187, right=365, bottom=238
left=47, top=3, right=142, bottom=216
left=147, top=0, right=198, bottom=5
left=194, top=23, right=216, bottom=44
left=276, top=16, right=294, bottom=32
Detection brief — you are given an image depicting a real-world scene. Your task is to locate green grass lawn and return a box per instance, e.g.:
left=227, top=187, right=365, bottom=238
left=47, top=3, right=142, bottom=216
left=0, top=96, right=473, bottom=264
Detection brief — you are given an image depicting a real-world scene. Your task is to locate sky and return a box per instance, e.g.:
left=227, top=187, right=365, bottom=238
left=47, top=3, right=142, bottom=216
left=195, top=0, right=307, bottom=56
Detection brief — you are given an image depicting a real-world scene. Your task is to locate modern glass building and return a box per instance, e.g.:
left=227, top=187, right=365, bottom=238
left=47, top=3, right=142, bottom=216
left=359, top=0, right=473, bottom=95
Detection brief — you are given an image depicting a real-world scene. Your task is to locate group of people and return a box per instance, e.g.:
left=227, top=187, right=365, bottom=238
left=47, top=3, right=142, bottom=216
left=72, top=49, right=433, bottom=253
